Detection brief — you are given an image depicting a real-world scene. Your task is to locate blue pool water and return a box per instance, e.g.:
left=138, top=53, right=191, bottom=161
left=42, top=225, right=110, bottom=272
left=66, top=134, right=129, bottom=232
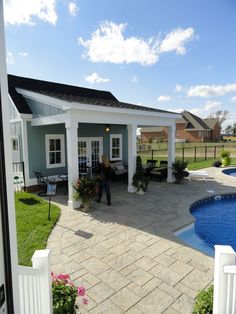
left=176, top=194, right=236, bottom=256
left=222, top=168, right=236, bottom=177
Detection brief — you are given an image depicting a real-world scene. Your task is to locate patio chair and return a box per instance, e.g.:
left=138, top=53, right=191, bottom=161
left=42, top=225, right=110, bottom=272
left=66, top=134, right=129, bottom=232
left=34, top=171, right=55, bottom=195
left=110, top=160, right=128, bottom=183
left=149, top=160, right=168, bottom=182
left=187, top=170, right=208, bottom=182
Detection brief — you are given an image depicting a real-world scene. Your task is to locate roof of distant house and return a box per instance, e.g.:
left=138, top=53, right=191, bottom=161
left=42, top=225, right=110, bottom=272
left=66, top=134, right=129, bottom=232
left=204, top=117, right=220, bottom=129
left=181, top=111, right=211, bottom=130
left=8, top=74, right=178, bottom=116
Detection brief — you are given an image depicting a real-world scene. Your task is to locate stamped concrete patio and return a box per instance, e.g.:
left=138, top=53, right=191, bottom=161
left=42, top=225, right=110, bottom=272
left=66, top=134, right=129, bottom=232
left=47, top=167, right=236, bottom=313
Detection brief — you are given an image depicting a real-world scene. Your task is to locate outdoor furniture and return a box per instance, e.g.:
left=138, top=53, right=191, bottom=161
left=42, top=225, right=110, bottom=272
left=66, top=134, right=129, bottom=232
left=149, top=160, right=168, bottom=182
left=188, top=170, right=208, bottom=182
left=110, top=160, right=128, bottom=182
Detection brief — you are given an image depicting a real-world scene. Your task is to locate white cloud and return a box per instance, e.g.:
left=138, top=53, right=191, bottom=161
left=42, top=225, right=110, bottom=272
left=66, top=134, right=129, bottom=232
left=69, top=2, right=79, bottom=16
left=130, top=75, right=138, bottom=83
left=159, top=27, right=195, bottom=55
left=3, top=0, right=57, bottom=25
left=175, top=84, right=182, bottom=92
left=18, top=52, right=29, bottom=57
left=6, top=52, right=15, bottom=65
left=204, top=100, right=221, bottom=111
left=157, top=95, right=171, bottom=102
left=85, top=72, right=110, bottom=84
left=79, top=21, right=195, bottom=65
left=231, top=96, right=236, bottom=103
left=187, top=83, right=236, bottom=97
left=190, top=107, right=204, bottom=116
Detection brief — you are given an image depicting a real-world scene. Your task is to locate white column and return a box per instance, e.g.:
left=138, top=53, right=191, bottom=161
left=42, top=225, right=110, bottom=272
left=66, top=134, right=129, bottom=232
left=32, top=249, right=52, bottom=314
left=66, top=120, right=79, bottom=209
left=213, top=245, right=236, bottom=314
left=127, top=124, right=137, bottom=192
left=167, top=124, right=176, bottom=183
left=0, top=1, right=20, bottom=312
left=21, top=118, right=31, bottom=187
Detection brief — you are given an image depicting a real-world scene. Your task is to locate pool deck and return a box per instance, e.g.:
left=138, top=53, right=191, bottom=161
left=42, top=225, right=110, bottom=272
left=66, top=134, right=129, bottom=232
left=47, top=167, right=236, bottom=313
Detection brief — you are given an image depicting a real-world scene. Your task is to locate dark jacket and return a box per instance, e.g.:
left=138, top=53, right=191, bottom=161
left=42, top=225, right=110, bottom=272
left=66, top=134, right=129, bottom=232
left=97, top=163, right=111, bottom=182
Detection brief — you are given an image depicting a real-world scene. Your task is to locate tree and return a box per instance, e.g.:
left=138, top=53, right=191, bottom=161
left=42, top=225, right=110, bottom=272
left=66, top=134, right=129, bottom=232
left=207, top=110, right=229, bottom=126
left=225, top=125, right=233, bottom=135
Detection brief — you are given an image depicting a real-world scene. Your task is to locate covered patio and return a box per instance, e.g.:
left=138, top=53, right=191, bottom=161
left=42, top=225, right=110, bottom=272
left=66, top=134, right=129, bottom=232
left=28, top=96, right=179, bottom=209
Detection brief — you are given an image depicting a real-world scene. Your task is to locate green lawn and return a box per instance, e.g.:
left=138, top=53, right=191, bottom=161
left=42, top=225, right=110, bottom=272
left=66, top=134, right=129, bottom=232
left=15, top=192, right=61, bottom=266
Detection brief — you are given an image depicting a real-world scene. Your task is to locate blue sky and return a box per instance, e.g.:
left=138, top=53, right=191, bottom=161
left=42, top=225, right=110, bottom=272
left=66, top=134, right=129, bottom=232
left=3, top=0, right=236, bottom=128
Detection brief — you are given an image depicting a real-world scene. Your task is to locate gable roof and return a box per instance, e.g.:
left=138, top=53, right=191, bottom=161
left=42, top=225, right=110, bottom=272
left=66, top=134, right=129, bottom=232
left=182, top=111, right=211, bottom=130
left=204, top=118, right=220, bottom=129
left=8, top=74, right=178, bottom=116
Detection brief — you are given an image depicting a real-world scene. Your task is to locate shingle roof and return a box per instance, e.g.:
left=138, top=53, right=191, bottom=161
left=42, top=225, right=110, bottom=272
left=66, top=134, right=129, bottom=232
left=182, top=111, right=211, bottom=130
left=204, top=118, right=219, bottom=129
left=8, top=74, right=178, bottom=115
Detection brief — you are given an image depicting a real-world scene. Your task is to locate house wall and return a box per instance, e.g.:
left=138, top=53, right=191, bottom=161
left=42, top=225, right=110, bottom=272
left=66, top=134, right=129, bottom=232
left=211, top=123, right=221, bottom=141
left=27, top=122, right=128, bottom=179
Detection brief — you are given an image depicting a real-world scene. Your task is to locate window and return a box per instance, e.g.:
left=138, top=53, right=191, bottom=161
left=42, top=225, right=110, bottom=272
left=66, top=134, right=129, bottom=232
left=11, top=138, right=19, bottom=151
left=110, top=134, right=122, bottom=161
left=45, top=134, right=65, bottom=168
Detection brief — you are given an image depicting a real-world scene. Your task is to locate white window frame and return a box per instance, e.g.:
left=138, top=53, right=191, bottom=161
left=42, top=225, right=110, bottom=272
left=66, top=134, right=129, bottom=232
left=45, top=134, right=65, bottom=169
left=110, top=134, right=122, bottom=161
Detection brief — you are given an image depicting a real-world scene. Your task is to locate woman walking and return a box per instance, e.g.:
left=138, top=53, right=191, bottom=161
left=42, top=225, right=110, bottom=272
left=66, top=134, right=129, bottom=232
left=96, top=155, right=111, bottom=205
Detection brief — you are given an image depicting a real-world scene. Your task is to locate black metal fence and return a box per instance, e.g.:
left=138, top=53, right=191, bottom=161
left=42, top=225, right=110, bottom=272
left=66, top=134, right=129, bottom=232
left=138, top=144, right=226, bottom=163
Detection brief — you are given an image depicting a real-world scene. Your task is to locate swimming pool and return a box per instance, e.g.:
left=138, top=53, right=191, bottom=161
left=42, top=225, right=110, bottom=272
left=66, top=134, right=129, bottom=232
left=176, top=194, right=236, bottom=256
left=222, top=168, right=236, bottom=177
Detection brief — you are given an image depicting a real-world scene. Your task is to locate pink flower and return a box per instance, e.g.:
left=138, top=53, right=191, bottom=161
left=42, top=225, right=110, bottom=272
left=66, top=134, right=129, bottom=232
left=83, top=298, right=88, bottom=305
left=57, top=273, right=70, bottom=280
left=78, top=286, right=86, bottom=297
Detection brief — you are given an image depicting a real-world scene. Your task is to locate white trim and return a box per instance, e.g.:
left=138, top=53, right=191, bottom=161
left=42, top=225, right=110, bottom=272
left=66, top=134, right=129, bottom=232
left=110, top=134, right=122, bottom=161
left=45, top=134, right=65, bottom=169
left=16, top=88, right=71, bottom=110
left=31, top=113, right=69, bottom=126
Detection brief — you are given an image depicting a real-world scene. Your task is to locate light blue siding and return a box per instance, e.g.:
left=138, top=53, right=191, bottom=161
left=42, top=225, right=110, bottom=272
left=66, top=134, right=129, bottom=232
left=27, top=122, right=128, bottom=180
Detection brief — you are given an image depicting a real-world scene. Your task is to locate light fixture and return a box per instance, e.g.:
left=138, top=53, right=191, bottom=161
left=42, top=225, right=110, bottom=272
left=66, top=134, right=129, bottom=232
left=105, top=124, right=110, bottom=132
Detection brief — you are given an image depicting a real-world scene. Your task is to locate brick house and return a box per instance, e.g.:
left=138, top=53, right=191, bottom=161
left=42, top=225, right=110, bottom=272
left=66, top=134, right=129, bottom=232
left=141, top=111, right=221, bottom=143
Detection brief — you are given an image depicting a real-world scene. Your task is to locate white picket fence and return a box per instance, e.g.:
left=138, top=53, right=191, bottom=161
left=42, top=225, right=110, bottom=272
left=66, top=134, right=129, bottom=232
left=214, top=245, right=236, bottom=314
left=18, top=249, right=52, bottom=314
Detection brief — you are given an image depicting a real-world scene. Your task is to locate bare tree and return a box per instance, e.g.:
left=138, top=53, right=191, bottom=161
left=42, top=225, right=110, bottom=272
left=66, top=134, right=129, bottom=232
left=207, top=110, right=229, bottom=126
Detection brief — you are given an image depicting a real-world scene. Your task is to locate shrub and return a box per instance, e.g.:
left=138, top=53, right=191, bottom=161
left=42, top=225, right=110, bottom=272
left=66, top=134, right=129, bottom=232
left=172, top=160, right=189, bottom=183
left=220, top=150, right=230, bottom=159
left=73, top=176, right=97, bottom=204
left=192, top=285, right=213, bottom=314
left=132, top=156, right=149, bottom=192
left=51, top=272, right=87, bottom=314
left=212, top=160, right=222, bottom=167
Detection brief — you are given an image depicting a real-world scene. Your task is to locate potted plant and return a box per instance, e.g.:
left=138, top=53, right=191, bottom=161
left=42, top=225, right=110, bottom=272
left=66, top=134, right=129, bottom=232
left=51, top=272, right=88, bottom=314
left=132, top=156, right=149, bottom=194
left=220, top=150, right=231, bottom=166
left=73, top=176, right=97, bottom=210
left=172, top=160, right=189, bottom=183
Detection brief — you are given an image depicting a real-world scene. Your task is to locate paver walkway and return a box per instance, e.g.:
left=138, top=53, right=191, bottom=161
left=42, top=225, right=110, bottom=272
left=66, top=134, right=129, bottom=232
left=47, top=167, right=236, bottom=313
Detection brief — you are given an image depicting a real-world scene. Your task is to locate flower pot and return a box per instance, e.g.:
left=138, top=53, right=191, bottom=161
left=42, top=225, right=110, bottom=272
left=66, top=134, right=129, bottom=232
left=136, top=189, right=145, bottom=195
left=81, top=199, right=94, bottom=212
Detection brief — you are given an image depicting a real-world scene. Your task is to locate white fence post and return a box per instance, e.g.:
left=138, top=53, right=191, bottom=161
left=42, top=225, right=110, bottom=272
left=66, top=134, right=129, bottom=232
left=32, top=249, right=52, bottom=314
left=213, top=245, right=236, bottom=314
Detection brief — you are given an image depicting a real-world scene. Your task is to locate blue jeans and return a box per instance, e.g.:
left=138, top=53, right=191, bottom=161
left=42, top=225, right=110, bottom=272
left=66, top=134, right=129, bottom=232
left=98, top=181, right=111, bottom=204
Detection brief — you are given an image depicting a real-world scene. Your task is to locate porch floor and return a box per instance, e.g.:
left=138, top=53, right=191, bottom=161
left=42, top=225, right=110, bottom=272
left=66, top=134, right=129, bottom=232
left=47, top=167, right=236, bottom=313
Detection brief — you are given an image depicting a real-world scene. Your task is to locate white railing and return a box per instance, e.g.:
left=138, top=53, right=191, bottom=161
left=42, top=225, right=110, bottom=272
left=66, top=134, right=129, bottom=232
left=213, top=245, right=236, bottom=314
left=18, top=249, right=52, bottom=314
